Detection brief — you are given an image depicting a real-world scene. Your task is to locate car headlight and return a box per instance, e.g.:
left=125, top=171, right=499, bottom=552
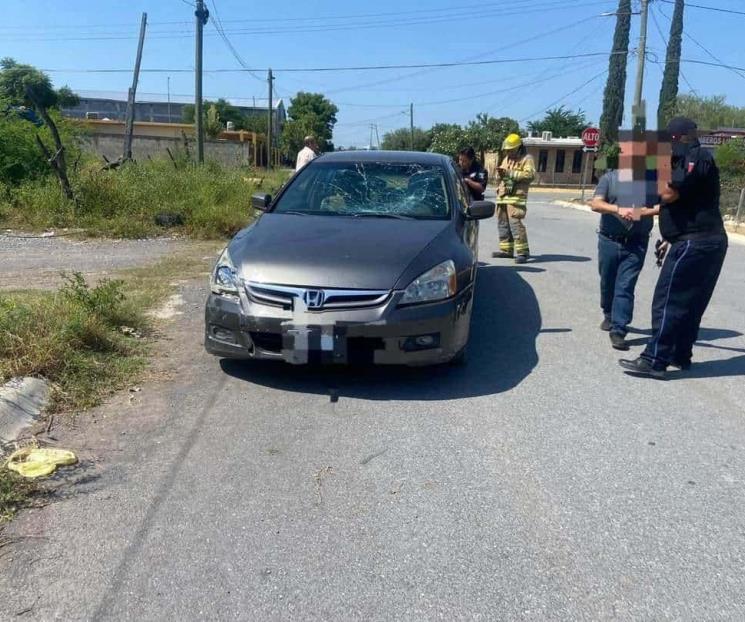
left=400, top=260, right=457, bottom=305
left=210, top=248, right=239, bottom=296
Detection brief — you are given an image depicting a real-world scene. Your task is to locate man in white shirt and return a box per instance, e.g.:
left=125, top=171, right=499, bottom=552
left=295, top=135, right=319, bottom=171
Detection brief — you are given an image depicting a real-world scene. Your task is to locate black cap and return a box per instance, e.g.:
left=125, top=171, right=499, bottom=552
left=666, top=117, right=698, bottom=136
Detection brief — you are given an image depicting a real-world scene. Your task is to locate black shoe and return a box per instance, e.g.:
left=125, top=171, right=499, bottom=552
left=670, top=358, right=692, bottom=371
left=514, top=255, right=528, bottom=264
left=492, top=251, right=513, bottom=259
left=610, top=332, right=629, bottom=351
left=600, top=318, right=612, bottom=332
left=619, top=357, right=666, bottom=379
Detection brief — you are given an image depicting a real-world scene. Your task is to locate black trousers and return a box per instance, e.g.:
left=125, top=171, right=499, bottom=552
left=642, top=235, right=728, bottom=368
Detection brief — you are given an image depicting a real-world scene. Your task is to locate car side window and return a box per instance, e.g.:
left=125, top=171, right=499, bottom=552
left=450, top=163, right=470, bottom=213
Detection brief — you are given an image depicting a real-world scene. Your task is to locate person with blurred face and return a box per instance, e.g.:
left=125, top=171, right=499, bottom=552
left=619, top=117, right=728, bottom=379
left=458, top=146, right=488, bottom=202
left=590, top=137, right=659, bottom=351
left=493, top=133, right=535, bottom=264
left=295, top=135, right=319, bottom=171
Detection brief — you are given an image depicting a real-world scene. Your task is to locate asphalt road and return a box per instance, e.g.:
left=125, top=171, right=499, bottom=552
left=2, top=193, right=745, bottom=620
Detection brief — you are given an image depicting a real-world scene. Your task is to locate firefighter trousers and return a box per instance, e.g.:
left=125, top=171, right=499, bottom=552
left=497, top=203, right=529, bottom=257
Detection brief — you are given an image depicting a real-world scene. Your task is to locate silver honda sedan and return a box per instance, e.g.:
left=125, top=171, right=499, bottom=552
left=204, top=150, right=494, bottom=366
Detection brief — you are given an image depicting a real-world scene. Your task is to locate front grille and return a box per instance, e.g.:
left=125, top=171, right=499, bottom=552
left=246, top=282, right=390, bottom=311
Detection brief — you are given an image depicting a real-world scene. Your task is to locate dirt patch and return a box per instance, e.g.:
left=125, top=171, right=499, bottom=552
left=0, top=234, right=187, bottom=291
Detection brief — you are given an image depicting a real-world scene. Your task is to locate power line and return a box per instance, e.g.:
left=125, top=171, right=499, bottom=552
left=0, top=0, right=617, bottom=33
left=659, top=0, right=745, bottom=17
left=657, top=2, right=745, bottom=84
left=208, top=0, right=263, bottom=82
left=1, top=0, right=618, bottom=41
left=42, top=51, right=630, bottom=75
left=519, top=69, right=608, bottom=122
left=649, top=4, right=698, bottom=94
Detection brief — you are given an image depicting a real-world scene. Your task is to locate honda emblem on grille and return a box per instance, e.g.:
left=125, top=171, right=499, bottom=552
left=303, top=289, right=325, bottom=310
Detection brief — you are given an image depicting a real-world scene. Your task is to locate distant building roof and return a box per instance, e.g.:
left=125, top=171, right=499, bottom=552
left=523, top=135, right=584, bottom=147
left=71, top=89, right=284, bottom=110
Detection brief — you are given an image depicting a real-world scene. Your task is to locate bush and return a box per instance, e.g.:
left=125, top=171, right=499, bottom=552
left=0, top=110, right=82, bottom=187
left=0, top=274, right=146, bottom=411
left=0, top=158, right=289, bottom=238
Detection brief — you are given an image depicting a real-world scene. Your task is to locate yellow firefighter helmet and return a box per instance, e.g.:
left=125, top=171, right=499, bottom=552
left=502, top=133, right=522, bottom=151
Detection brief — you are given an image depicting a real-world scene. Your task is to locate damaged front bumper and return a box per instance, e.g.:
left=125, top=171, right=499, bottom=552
left=204, top=285, right=473, bottom=366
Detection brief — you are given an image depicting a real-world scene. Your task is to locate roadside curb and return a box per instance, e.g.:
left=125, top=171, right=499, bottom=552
left=0, top=378, right=51, bottom=449
left=551, top=200, right=745, bottom=246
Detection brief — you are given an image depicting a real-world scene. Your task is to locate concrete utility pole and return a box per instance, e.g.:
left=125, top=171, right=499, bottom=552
left=167, top=76, right=172, bottom=123
left=123, top=12, right=147, bottom=161
left=267, top=68, right=274, bottom=169
left=632, top=0, right=650, bottom=130
left=409, top=103, right=414, bottom=151
left=195, top=0, right=209, bottom=163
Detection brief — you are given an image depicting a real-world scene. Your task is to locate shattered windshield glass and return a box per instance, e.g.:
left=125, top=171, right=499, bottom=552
left=274, top=161, right=451, bottom=220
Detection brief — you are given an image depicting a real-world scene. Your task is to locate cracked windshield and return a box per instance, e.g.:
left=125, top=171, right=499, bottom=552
left=274, top=162, right=450, bottom=219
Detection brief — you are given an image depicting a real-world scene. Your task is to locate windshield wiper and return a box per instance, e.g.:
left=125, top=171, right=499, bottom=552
left=351, top=212, right=415, bottom=220
left=278, top=210, right=312, bottom=216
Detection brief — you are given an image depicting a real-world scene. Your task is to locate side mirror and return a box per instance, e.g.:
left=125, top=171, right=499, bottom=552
left=466, top=200, right=495, bottom=220
left=252, top=193, right=272, bottom=211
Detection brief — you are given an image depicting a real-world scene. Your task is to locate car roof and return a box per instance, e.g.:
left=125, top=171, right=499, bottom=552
left=315, top=150, right=452, bottom=166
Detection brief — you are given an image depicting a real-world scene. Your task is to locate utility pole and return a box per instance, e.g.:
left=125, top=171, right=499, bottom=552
left=409, top=103, right=414, bottom=151
left=194, top=0, right=209, bottom=164
left=167, top=76, right=172, bottom=123
left=374, top=124, right=380, bottom=150
left=267, top=68, right=274, bottom=168
left=123, top=12, right=147, bottom=162
left=632, top=0, right=649, bottom=131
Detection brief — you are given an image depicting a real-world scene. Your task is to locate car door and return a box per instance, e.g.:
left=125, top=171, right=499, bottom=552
left=449, top=162, right=479, bottom=266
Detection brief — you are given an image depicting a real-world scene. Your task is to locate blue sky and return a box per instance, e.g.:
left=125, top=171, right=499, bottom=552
left=3, top=0, right=744, bottom=147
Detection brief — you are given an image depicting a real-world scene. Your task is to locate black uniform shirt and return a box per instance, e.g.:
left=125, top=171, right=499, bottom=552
left=594, top=170, right=653, bottom=239
left=659, top=145, right=725, bottom=241
left=462, top=161, right=488, bottom=201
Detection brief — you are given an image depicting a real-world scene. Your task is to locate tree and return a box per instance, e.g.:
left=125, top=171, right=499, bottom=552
left=205, top=104, right=222, bottom=138
left=658, top=0, right=684, bottom=129
left=674, top=94, right=745, bottom=130
left=428, top=123, right=468, bottom=157
left=527, top=106, right=588, bottom=137
left=381, top=127, right=432, bottom=151
left=466, top=113, right=520, bottom=160
left=0, top=58, right=78, bottom=200
left=281, top=92, right=338, bottom=159
left=183, top=98, right=251, bottom=131
left=599, top=0, right=631, bottom=145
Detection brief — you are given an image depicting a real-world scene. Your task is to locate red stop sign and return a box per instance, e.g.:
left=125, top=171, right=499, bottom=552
left=582, top=127, right=600, bottom=147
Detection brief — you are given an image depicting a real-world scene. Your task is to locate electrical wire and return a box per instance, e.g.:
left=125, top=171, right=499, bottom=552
left=659, top=0, right=745, bottom=17
left=42, top=51, right=630, bottom=75
left=519, top=69, right=608, bottom=123
left=0, top=0, right=617, bottom=35
left=649, top=4, right=698, bottom=94
left=208, top=0, right=264, bottom=82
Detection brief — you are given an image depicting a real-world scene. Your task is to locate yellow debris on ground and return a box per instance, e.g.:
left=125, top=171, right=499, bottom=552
left=6, top=447, right=78, bottom=478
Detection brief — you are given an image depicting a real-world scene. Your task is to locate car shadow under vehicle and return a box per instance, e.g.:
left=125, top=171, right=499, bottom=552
left=220, top=265, right=541, bottom=401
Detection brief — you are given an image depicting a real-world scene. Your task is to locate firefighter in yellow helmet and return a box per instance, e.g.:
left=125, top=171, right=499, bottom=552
left=493, top=133, right=536, bottom=264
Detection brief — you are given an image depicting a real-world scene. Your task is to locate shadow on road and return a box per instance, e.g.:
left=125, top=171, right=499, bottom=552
left=220, top=265, right=542, bottom=401
left=626, top=327, right=743, bottom=350
left=529, top=254, right=592, bottom=264
left=668, top=355, right=745, bottom=380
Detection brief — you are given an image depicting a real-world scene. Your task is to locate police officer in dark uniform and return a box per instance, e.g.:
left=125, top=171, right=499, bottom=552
left=458, top=146, right=488, bottom=202
left=619, top=117, right=728, bottom=378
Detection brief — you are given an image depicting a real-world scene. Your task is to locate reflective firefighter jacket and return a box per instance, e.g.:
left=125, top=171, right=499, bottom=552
left=497, top=154, right=536, bottom=207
